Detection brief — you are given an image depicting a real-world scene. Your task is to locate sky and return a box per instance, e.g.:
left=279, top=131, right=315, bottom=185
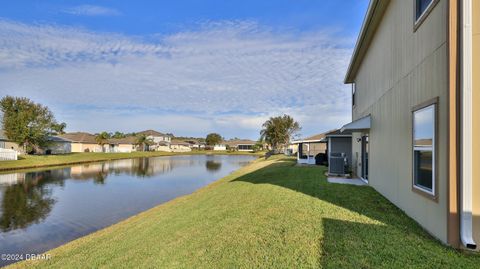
left=0, top=0, right=369, bottom=140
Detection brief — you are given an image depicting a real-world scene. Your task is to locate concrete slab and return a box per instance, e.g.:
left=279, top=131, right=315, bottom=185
left=327, top=177, right=367, bottom=186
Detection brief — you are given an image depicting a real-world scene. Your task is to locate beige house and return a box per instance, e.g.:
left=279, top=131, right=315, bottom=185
left=341, top=0, right=479, bottom=249
left=137, top=130, right=171, bottom=151
left=213, top=144, right=227, bottom=151
left=224, top=139, right=257, bottom=152
left=107, top=136, right=138, bottom=153
left=0, top=129, right=21, bottom=152
left=58, top=132, right=103, bottom=152
left=169, top=140, right=192, bottom=152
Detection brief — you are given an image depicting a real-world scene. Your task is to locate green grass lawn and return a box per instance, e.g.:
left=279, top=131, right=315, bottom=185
left=0, top=151, right=264, bottom=172
left=8, top=156, right=480, bottom=268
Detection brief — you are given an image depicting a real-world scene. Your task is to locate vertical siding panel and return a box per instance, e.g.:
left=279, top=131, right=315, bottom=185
left=352, top=0, right=449, bottom=243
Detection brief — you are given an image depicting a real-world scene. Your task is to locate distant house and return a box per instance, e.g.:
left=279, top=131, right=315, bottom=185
left=58, top=132, right=103, bottom=152
left=184, top=140, right=206, bottom=150
left=156, top=142, right=171, bottom=152
left=0, top=129, right=19, bottom=161
left=137, top=130, right=172, bottom=151
left=169, top=140, right=192, bottom=152
left=225, top=139, right=257, bottom=152
left=0, top=130, right=21, bottom=152
left=41, top=136, right=72, bottom=154
left=213, top=144, right=227, bottom=151
left=291, top=132, right=328, bottom=165
left=107, top=136, right=138, bottom=153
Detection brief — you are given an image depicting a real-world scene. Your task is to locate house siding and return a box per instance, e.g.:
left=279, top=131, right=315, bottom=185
left=472, top=0, right=480, bottom=246
left=71, top=143, right=102, bottom=153
left=352, top=0, right=448, bottom=243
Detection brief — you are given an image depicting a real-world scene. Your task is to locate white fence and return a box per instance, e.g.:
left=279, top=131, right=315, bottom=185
left=0, top=148, right=18, bottom=161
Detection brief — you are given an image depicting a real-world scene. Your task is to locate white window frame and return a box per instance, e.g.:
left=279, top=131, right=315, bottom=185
left=352, top=83, right=356, bottom=108
left=412, top=103, right=436, bottom=196
left=413, top=0, right=439, bottom=31
left=415, top=0, right=434, bottom=22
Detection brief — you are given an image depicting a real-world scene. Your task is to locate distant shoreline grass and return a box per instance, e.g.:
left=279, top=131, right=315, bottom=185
left=0, top=151, right=265, bottom=173
left=7, top=155, right=480, bottom=268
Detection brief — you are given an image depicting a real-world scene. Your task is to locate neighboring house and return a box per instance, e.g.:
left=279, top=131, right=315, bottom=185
left=107, top=136, right=138, bottom=153
left=338, top=0, right=479, bottom=249
left=0, top=129, right=21, bottom=152
left=169, top=140, right=192, bottom=152
left=58, top=132, right=103, bottom=152
left=213, top=144, right=227, bottom=151
left=40, top=136, right=72, bottom=154
left=291, top=132, right=328, bottom=165
left=137, top=130, right=172, bottom=151
left=156, top=142, right=171, bottom=152
left=224, top=139, right=257, bottom=152
left=184, top=140, right=206, bottom=150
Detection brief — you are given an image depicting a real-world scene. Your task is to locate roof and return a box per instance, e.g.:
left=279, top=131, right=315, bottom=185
left=48, top=136, right=72, bottom=143
left=291, top=130, right=332, bottom=144
left=108, top=136, right=137, bottom=145
left=170, top=139, right=191, bottom=146
left=224, top=139, right=257, bottom=147
left=137, top=130, right=167, bottom=137
left=58, top=132, right=97, bottom=143
left=344, top=0, right=391, bottom=83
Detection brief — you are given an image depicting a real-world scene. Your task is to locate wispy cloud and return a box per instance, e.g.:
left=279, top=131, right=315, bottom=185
left=0, top=19, right=352, bottom=138
left=63, top=5, right=121, bottom=16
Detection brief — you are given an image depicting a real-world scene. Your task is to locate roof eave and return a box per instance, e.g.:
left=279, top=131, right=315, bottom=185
left=344, top=0, right=391, bottom=84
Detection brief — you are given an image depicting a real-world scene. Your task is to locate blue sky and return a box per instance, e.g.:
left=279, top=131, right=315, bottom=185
left=0, top=0, right=369, bottom=139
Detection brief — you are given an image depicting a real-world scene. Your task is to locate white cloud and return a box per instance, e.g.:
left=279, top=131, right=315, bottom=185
left=0, top=19, right=353, bottom=139
left=63, top=5, right=121, bottom=16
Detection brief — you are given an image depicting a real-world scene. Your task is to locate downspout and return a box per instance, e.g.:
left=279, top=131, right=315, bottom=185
left=460, top=0, right=477, bottom=250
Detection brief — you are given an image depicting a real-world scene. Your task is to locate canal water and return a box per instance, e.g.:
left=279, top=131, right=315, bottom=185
left=0, top=155, right=256, bottom=267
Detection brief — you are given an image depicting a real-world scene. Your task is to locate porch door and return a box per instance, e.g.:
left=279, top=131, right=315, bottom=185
left=361, top=135, right=369, bottom=181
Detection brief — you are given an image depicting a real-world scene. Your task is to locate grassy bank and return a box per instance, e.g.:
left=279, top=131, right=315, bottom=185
left=9, top=156, right=480, bottom=268
left=0, top=151, right=264, bottom=172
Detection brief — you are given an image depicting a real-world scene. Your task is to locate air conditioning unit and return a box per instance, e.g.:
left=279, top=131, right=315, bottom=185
left=330, top=153, right=347, bottom=175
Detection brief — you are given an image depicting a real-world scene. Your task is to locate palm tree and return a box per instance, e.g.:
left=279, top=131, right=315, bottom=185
left=135, top=134, right=153, bottom=152
left=260, top=114, right=300, bottom=153
left=95, top=132, right=110, bottom=152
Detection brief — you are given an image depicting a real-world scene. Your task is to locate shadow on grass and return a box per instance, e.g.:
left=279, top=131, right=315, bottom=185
left=232, top=158, right=415, bottom=230
left=232, top=158, right=480, bottom=266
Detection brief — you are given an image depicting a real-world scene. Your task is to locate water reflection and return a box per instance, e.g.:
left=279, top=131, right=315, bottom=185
left=0, top=178, right=54, bottom=232
left=206, top=160, right=222, bottom=172
left=0, top=155, right=256, bottom=267
left=0, top=171, right=68, bottom=232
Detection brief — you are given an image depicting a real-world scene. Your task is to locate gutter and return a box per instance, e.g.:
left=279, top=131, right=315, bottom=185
left=460, top=0, right=476, bottom=250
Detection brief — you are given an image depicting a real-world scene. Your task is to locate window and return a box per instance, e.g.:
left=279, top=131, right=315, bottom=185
left=416, top=0, right=433, bottom=21
left=238, top=145, right=253, bottom=150
left=352, top=83, right=356, bottom=107
left=413, top=103, right=436, bottom=195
